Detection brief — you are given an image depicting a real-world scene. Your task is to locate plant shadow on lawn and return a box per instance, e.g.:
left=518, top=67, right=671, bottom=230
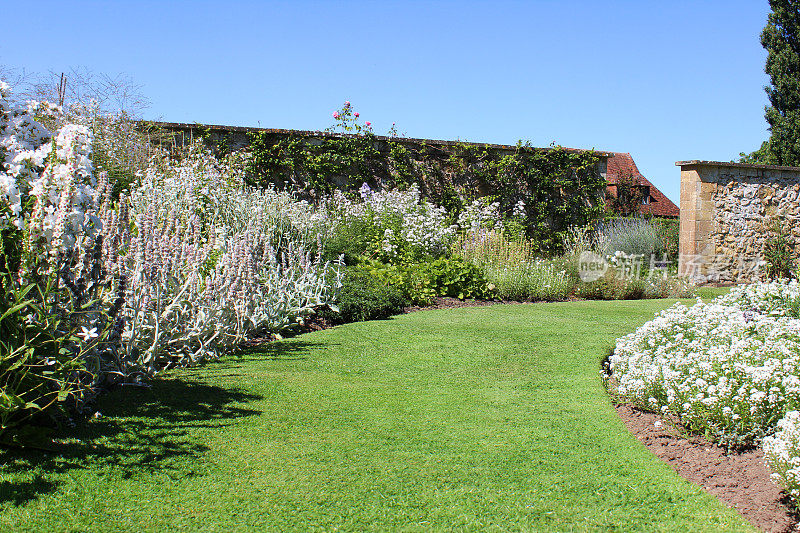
left=229, top=339, right=332, bottom=361
left=0, top=378, right=263, bottom=506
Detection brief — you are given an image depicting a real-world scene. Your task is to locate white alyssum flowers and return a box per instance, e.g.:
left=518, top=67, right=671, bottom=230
left=609, top=280, right=800, bottom=503
left=764, top=411, right=800, bottom=503
left=608, top=283, right=800, bottom=447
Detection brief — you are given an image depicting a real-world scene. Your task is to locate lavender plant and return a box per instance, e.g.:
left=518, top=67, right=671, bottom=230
left=595, top=217, right=664, bottom=258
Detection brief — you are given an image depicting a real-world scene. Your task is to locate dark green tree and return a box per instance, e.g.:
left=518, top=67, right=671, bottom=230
left=742, top=0, right=800, bottom=165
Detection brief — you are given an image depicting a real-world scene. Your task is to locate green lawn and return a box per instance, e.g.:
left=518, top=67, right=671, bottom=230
left=0, top=298, right=755, bottom=532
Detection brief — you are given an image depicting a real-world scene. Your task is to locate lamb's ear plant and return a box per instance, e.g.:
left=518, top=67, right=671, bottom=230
left=120, top=144, right=342, bottom=372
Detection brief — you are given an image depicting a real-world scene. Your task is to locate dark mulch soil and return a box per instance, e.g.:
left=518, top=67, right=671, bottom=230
left=616, top=404, right=800, bottom=533
left=404, top=296, right=505, bottom=313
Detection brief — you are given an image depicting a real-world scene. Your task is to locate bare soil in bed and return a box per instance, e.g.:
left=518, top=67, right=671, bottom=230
left=616, top=404, right=799, bottom=533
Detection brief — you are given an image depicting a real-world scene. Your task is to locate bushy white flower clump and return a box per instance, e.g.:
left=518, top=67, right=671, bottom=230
left=764, top=411, right=800, bottom=503
left=0, top=82, right=51, bottom=226
left=329, top=183, right=457, bottom=257
left=609, top=285, right=800, bottom=448
left=457, top=198, right=502, bottom=233
left=1, top=81, right=102, bottom=251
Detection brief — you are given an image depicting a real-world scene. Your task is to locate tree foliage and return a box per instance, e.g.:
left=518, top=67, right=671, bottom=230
left=607, top=173, right=645, bottom=216
left=743, top=0, right=800, bottom=165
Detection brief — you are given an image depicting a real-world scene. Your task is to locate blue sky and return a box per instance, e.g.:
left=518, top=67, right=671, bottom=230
left=1, top=0, right=772, bottom=203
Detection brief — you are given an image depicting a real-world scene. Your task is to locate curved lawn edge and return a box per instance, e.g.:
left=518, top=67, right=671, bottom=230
left=0, top=299, right=756, bottom=532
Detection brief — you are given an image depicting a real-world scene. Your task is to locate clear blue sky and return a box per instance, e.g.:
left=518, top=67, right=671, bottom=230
left=1, top=0, right=772, bottom=204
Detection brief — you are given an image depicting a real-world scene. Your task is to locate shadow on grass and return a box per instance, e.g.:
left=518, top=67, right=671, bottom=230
left=0, top=378, right=262, bottom=506
left=230, top=340, right=332, bottom=361
left=0, top=475, right=57, bottom=506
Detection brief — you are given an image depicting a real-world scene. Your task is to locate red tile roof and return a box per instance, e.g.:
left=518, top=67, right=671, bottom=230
left=605, top=152, right=679, bottom=218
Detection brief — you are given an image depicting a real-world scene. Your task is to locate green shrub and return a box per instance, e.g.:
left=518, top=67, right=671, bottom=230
left=763, top=219, right=796, bottom=279
left=0, top=272, right=120, bottom=443
left=651, top=218, right=679, bottom=259
left=346, top=259, right=433, bottom=305
left=416, top=257, right=495, bottom=300
left=323, top=216, right=382, bottom=264
left=333, top=268, right=408, bottom=323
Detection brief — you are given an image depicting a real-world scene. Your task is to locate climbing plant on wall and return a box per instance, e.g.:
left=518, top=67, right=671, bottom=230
left=445, top=141, right=604, bottom=252
left=244, top=102, right=604, bottom=253
left=246, top=102, right=385, bottom=197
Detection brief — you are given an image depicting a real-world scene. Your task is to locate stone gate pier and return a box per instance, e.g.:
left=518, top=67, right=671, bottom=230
left=678, top=160, right=800, bottom=283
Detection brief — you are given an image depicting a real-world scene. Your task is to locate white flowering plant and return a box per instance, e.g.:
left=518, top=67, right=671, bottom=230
left=0, top=80, right=131, bottom=437
left=324, top=183, right=457, bottom=264
left=764, top=411, right=800, bottom=504
left=608, top=282, right=800, bottom=448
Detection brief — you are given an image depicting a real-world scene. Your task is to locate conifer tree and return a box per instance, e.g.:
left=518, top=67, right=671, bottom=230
left=749, top=0, right=800, bottom=165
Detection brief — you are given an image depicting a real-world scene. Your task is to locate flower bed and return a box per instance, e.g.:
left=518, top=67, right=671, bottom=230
left=607, top=280, right=800, bottom=505
left=0, top=82, right=692, bottom=445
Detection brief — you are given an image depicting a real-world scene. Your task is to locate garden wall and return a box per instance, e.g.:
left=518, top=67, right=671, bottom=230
left=148, top=121, right=615, bottom=252
left=149, top=121, right=610, bottom=195
left=678, top=160, right=800, bottom=283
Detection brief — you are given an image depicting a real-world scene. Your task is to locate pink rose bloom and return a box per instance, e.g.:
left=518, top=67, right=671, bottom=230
left=354, top=112, right=359, bottom=118
left=365, top=121, right=371, bottom=127
left=345, top=101, right=351, bottom=107
left=333, top=112, right=340, bottom=119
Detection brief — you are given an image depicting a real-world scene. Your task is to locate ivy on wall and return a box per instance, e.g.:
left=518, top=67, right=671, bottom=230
left=241, top=103, right=605, bottom=253
left=246, top=130, right=384, bottom=197
left=444, top=141, right=604, bottom=251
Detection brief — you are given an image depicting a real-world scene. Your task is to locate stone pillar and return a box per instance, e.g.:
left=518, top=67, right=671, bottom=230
left=676, top=160, right=800, bottom=283
left=678, top=163, right=718, bottom=282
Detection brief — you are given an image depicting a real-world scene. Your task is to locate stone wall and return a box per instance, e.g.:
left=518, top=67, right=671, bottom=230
left=148, top=121, right=610, bottom=195
left=678, top=160, right=800, bottom=283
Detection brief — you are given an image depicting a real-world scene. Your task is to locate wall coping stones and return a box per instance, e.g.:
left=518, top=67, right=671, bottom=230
left=146, top=120, right=614, bottom=157
left=677, top=160, right=800, bottom=173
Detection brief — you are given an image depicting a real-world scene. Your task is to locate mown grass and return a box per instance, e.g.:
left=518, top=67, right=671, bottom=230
left=696, top=285, right=733, bottom=300
left=0, top=299, right=755, bottom=532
